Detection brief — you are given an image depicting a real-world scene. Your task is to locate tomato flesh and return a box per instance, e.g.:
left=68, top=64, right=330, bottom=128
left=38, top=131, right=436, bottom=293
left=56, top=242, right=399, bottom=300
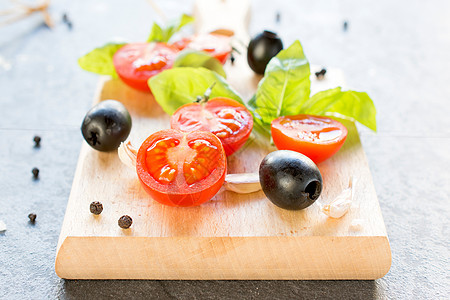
left=136, top=129, right=226, bottom=207
left=113, top=43, right=179, bottom=92
left=172, top=34, right=232, bottom=64
left=170, top=97, right=253, bottom=156
left=271, top=114, right=348, bottom=164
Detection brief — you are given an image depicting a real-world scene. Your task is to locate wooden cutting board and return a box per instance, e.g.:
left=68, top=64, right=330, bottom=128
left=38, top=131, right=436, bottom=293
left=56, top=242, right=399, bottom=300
left=55, top=0, right=391, bottom=280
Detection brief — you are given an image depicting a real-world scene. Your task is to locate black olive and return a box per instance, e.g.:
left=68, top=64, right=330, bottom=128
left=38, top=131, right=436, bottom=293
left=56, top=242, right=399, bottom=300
left=81, top=100, right=132, bottom=152
left=247, top=30, right=283, bottom=75
left=259, top=150, right=323, bottom=210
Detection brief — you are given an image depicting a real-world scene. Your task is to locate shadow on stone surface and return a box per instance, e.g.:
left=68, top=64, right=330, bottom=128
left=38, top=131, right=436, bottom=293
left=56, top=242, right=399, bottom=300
left=58, top=279, right=380, bottom=299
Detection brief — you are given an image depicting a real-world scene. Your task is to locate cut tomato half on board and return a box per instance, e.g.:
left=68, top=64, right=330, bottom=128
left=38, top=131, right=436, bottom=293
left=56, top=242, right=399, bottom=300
left=136, top=129, right=227, bottom=207
left=271, top=114, right=348, bottom=164
left=113, top=42, right=179, bottom=92
left=170, top=97, right=253, bottom=156
left=172, top=33, right=232, bottom=64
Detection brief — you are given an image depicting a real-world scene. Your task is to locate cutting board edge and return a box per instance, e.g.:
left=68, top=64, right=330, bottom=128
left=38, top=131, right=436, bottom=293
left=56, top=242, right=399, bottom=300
left=55, top=235, right=391, bottom=280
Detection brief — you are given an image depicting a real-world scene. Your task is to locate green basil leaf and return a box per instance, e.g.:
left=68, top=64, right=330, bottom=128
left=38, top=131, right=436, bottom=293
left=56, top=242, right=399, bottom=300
left=253, top=40, right=311, bottom=124
left=148, top=67, right=242, bottom=115
left=173, top=50, right=226, bottom=77
left=303, top=87, right=377, bottom=131
left=78, top=43, right=125, bottom=77
left=165, top=14, right=194, bottom=40
left=147, top=23, right=164, bottom=42
left=147, top=14, right=194, bottom=43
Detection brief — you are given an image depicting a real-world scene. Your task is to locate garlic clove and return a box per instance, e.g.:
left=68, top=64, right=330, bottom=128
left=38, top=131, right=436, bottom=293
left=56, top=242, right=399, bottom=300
left=118, top=141, right=137, bottom=170
left=224, top=173, right=261, bottom=194
left=321, top=176, right=355, bottom=218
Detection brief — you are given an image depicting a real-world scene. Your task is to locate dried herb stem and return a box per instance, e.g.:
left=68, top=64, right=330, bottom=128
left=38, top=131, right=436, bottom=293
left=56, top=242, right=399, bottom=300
left=0, top=0, right=53, bottom=28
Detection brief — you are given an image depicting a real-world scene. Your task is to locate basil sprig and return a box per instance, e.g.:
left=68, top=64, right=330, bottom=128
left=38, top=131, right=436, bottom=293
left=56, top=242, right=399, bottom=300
left=173, top=50, right=226, bottom=78
left=148, top=67, right=242, bottom=115
left=249, top=40, right=377, bottom=133
left=147, top=14, right=194, bottom=43
left=78, top=42, right=126, bottom=78
left=78, top=14, right=194, bottom=77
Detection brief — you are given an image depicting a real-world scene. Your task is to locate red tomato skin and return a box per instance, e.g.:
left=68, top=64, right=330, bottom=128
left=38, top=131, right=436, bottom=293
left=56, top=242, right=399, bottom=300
left=113, top=43, right=179, bottom=92
left=171, top=37, right=191, bottom=50
left=171, top=34, right=231, bottom=64
left=271, top=115, right=348, bottom=164
left=137, top=170, right=226, bottom=207
left=170, top=97, right=253, bottom=156
left=136, top=129, right=227, bottom=207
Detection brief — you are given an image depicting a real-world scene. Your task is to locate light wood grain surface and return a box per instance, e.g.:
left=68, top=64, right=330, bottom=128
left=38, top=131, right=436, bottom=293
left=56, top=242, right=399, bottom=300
left=55, top=0, right=391, bottom=280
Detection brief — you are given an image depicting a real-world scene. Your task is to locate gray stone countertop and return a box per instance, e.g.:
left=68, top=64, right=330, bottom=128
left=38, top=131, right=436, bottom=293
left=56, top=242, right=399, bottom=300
left=0, top=0, right=449, bottom=299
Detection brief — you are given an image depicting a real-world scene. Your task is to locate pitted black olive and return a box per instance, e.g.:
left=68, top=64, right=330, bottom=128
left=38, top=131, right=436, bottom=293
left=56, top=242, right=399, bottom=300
left=259, top=150, right=323, bottom=210
left=81, top=100, right=132, bottom=152
left=247, top=30, right=283, bottom=75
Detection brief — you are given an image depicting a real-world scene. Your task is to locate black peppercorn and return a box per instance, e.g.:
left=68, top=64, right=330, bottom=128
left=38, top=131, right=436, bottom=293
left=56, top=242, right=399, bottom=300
left=315, top=68, right=327, bottom=79
left=32, top=167, right=39, bottom=179
left=28, top=213, right=37, bottom=223
left=343, top=21, right=349, bottom=32
left=33, top=136, right=41, bottom=147
left=62, top=12, right=73, bottom=30
left=118, top=215, right=132, bottom=229
left=90, top=201, right=103, bottom=215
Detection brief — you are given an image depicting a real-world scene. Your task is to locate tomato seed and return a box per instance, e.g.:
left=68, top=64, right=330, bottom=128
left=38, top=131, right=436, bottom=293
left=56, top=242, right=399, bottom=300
left=216, top=132, right=228, bottom=138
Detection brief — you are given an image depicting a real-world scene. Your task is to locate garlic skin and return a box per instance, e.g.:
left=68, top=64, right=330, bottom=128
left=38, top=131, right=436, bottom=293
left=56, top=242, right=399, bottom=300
left=0, top=220, right=6, bottom=232
left=224, top=173, right=261, bottom=194
left=349, top=219, right=364, bottom=231
left=118, top=141, right=137, bottom=170
left=322, top=177, right=354, bottom=218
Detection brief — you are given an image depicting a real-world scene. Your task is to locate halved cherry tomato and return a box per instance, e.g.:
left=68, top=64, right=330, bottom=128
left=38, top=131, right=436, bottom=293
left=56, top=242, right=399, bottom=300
left=113, top=42, right=179, bottom=92
left=271, top=114, right=348, bottom=164
left=172, top=33, right=232, bottom=64
left=136, top=129, right=226, bottom=207
left=170, top=97, right=253, bottom=156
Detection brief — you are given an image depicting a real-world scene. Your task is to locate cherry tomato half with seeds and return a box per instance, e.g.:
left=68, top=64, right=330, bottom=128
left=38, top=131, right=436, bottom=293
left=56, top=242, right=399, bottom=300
left=136, top=129, right=227, bottom=207
left=113, top=42, right=179, bottom=92
left=170, top=97, right=253, bottom=156
left=271, top=114, right=348, bottom=164
left=172, top=33, right=232, bottom=64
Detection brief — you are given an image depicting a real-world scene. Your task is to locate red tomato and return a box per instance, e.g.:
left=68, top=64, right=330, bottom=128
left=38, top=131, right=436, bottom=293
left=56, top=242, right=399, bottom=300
left=271, top=114, right=348, bottom=164
left=172, top=33, right=232, bottom=64
left=170, top=97, right=253, bottom=156
left=136, top=129, right=227, bottom=207
left=113, top=42, right=179, bottom=92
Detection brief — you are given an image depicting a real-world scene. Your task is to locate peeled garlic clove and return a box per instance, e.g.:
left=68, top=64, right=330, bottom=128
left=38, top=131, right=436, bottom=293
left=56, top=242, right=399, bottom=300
left=118, top=141, right=137, bottom=169
left=322, top=176, right=354, bottom=218
left=224, top=173, right=261, bottom=194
